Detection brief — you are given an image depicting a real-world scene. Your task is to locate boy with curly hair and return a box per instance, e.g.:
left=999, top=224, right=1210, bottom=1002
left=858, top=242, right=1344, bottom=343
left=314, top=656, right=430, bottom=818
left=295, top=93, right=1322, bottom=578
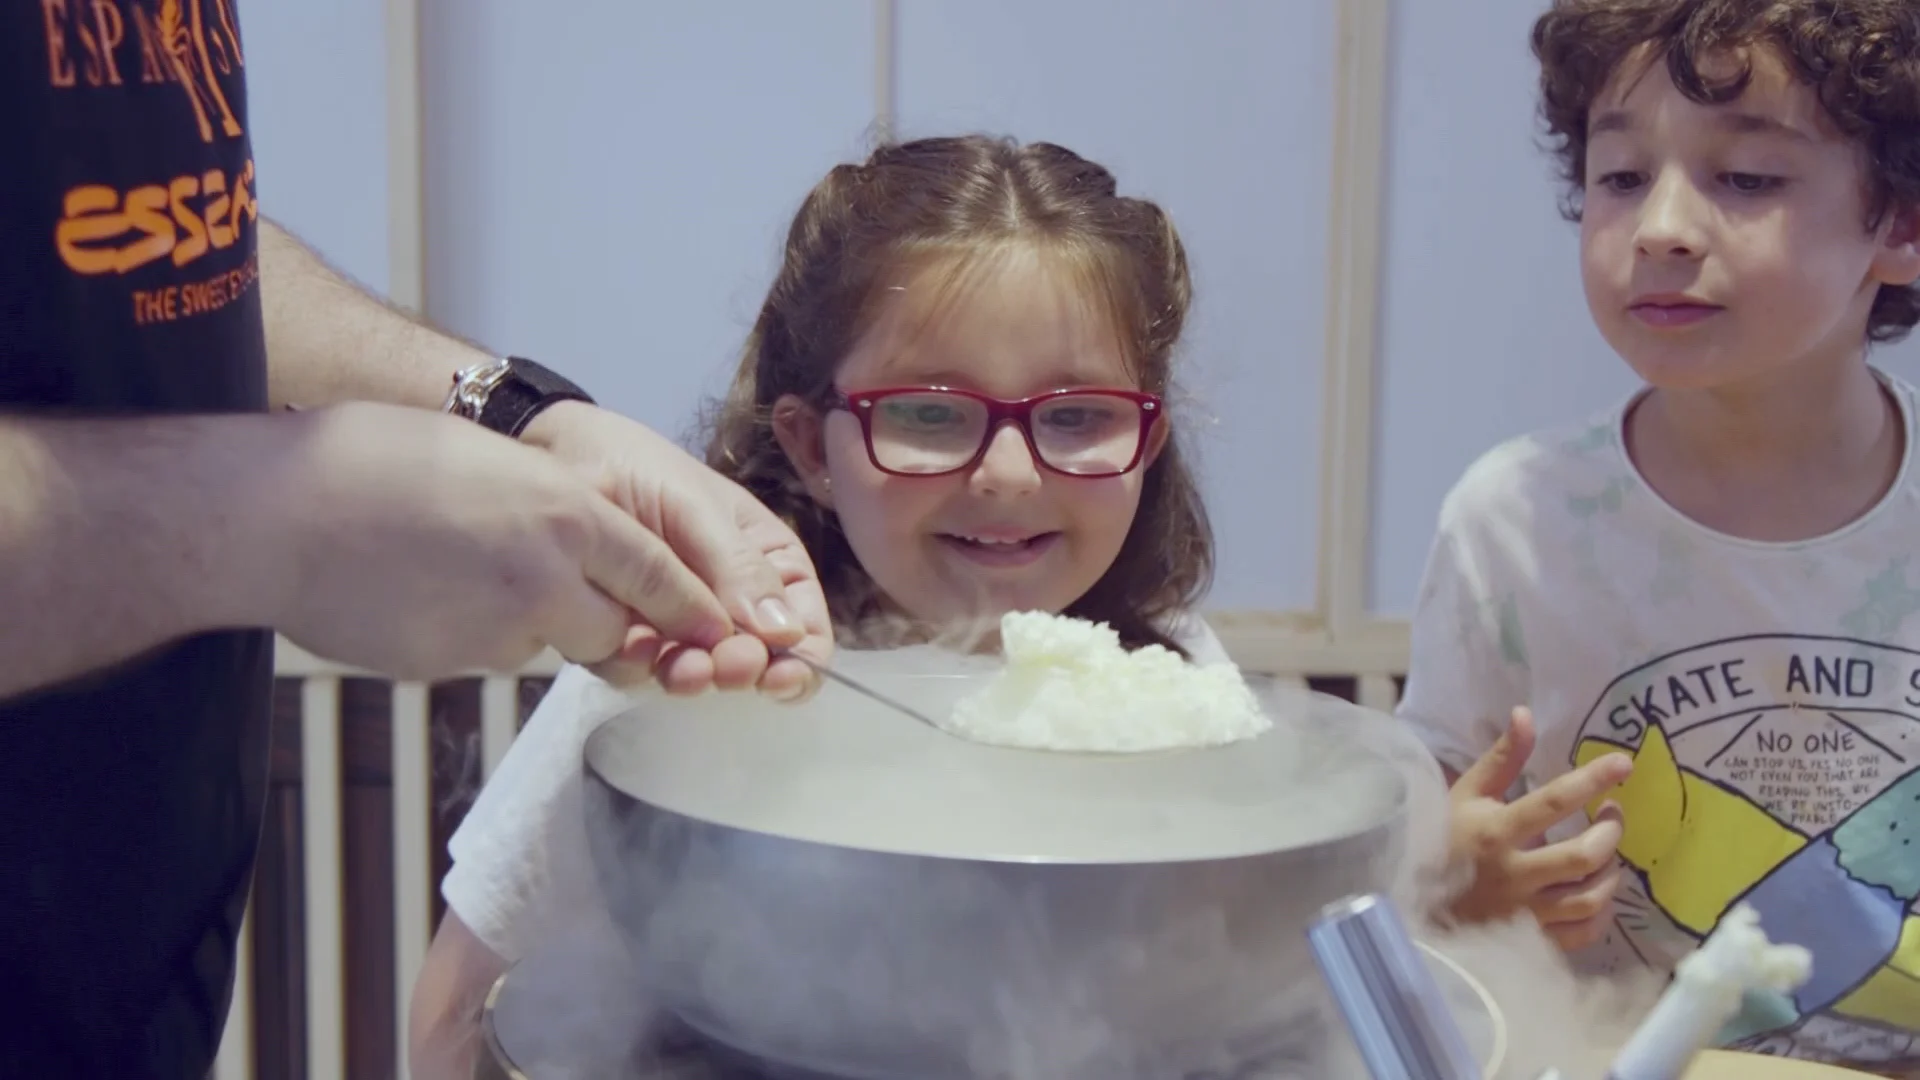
left=1399, top=0, right=1920, bottom=1067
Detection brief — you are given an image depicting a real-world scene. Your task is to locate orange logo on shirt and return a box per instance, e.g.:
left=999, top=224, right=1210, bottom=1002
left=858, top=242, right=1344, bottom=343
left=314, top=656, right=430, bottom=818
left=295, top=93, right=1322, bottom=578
left=40, top=0, right=259, bottom=324
left=55, top=160, right=259, bottom=277
left=40, top=0, right=245, bottom=143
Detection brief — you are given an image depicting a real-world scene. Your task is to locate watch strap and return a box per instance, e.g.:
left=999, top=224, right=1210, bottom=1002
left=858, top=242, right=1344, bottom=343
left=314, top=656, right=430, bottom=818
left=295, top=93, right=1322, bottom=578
left=467, top=356, right=595, bottom=438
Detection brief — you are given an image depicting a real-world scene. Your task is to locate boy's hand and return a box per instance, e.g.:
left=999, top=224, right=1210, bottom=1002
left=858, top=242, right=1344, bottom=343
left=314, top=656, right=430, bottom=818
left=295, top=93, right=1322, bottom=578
left=1447, top=706, right=1634, bottom=952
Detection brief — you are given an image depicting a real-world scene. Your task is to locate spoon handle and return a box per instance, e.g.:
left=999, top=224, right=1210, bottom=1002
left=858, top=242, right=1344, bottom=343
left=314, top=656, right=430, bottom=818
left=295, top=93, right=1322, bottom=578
left=780, top=652, right=949, bottom=732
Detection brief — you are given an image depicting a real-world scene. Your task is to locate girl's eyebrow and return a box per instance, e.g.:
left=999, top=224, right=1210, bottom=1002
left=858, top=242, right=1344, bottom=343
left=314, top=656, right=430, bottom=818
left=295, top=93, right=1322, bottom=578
left=1043, top=370, right=1132, bottom=389
left=876, top=357, right=1129, bottom=389
left=872, top=360, right=973, bottom=385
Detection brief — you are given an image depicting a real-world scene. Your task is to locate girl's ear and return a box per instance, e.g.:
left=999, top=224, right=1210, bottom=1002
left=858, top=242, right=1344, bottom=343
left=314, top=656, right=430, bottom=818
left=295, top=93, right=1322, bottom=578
left=1140, top=411, right=1172, bottom=470
left=772, top=395, right=835, bottom=508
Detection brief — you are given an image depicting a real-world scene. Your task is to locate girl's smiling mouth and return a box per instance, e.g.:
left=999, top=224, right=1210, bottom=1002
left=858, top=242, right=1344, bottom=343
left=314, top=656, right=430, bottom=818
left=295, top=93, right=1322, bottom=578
left=936, top=531, right=1063, bottom=567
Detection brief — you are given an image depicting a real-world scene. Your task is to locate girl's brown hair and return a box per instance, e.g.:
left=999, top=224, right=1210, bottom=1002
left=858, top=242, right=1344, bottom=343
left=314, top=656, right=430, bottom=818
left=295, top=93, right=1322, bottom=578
left=1531, top=0, right=1920, bottom=343
left=702, top=134, right=1213, bottom=653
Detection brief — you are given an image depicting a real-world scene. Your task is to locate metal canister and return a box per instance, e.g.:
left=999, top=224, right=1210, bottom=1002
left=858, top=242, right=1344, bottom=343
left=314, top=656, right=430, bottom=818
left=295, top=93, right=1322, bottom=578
left=1308, top=893, right=1482, bottom=1080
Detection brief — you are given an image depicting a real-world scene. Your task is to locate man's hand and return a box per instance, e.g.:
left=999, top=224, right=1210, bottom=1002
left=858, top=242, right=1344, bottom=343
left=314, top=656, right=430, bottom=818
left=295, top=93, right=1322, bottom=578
left=254, top=219, right=827, bottom=693
left=268, top=403, right=746, bottom=679
left=1447, top=706, right=1633, bottom=951
left=521, top=402, right=832, bottom=699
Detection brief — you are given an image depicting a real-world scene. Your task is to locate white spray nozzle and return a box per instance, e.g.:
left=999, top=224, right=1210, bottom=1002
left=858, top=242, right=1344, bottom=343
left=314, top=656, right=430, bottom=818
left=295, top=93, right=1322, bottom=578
left=1603, top=902, right=1812, bottom=1080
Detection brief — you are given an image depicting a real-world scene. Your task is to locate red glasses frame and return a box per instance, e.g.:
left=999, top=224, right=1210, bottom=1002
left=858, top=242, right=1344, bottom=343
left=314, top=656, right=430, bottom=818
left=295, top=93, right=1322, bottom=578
left=829, top=386, right=1164, bottom=479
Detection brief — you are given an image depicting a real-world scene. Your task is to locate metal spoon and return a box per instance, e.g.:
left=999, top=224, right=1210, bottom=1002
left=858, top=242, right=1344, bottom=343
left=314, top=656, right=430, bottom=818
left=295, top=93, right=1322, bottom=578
left=778, top=650, right=951, bottom=733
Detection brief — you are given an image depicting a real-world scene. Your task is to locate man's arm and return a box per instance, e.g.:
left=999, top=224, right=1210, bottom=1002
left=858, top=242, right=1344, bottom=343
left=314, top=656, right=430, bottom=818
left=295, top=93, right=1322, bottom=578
left=251, top=218, right=828, bottom=696
left=0, top=402, right=755, bottom=701
left=0, top=414, right=288, bottom=700
left=258, top=217, right=486, bottom=412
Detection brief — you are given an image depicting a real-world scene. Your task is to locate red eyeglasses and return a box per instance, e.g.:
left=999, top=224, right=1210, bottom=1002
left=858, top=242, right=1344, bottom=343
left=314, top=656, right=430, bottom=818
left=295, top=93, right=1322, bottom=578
left=829, top=386, right=1163, bottom=478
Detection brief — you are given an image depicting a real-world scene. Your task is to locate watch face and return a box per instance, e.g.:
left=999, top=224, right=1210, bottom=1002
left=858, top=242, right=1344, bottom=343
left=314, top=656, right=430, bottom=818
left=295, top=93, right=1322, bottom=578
left=447, top=358, right=514, bottom=419
left=466, top=357, right=514, bottom=381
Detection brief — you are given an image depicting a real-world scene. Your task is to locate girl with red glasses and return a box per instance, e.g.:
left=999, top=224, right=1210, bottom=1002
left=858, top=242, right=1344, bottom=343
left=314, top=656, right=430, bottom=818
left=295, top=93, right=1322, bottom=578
left=410, top=135, right=1229, bottom=1074
left=716, top=136, right=1220, bottom=657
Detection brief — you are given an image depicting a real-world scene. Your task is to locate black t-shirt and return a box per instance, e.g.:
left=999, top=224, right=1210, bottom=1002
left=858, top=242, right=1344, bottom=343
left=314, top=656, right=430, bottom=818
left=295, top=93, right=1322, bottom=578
left=0, top=2, right=272, bottom=1075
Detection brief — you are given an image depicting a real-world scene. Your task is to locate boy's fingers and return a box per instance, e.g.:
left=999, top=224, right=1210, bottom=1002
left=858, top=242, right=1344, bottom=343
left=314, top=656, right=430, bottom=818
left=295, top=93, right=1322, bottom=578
left=1544, top=907, right=1615, bottom=953
left=1534, top=861, right=1623, bottom=927
left=1509, top=813, right=1622, bottom=897
left=1537, top=857, right=1623, bottom=953
left=1500, top=753, right=1632, bottom=845
left=1456, top=706, right=1537, bottom=801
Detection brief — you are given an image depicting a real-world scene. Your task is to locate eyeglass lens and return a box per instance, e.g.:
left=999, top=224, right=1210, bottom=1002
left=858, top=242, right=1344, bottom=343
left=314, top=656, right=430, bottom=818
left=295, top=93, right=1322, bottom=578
left=868, top=391, right=1143, bottom=475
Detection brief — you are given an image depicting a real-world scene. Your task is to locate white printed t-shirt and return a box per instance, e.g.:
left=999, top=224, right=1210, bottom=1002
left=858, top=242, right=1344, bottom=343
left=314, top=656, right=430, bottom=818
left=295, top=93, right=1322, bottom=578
left=440, top=614, right=1234, bottom=967
left=1397, top=369, right=1920, bottom=1067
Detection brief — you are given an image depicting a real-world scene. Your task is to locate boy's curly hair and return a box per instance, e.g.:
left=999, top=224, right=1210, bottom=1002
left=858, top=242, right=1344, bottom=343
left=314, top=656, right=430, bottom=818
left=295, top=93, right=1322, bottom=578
left=1532, top=0, right=1920, bottom=342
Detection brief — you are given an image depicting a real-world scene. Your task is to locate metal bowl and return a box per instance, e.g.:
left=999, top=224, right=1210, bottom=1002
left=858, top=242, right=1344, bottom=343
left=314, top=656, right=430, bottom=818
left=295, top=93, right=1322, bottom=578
left=579, top=653, right=1436, bottom=1079
left=474, top=924, right=1510, bottom=1079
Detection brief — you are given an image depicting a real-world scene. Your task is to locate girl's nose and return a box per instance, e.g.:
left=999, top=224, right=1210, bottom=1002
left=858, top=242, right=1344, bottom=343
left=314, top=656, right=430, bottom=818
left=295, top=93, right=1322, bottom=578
left=970, top=422, right=1043, bottom=497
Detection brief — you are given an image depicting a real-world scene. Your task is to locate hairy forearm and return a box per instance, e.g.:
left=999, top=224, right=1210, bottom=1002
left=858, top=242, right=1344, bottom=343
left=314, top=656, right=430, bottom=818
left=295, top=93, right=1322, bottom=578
left=258, top=217, right=490, bottom=411
left=0, top=415, right=289, bottom=700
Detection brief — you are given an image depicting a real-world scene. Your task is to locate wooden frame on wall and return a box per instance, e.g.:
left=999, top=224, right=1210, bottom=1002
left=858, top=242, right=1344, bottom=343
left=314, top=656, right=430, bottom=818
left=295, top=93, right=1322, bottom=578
left=386, top=0, right=424, bottom=317
left=1187, top=0, right=1414, bottom=676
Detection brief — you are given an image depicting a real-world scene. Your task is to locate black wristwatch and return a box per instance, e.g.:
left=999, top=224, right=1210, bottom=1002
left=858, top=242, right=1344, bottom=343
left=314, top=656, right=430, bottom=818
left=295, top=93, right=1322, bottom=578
left=442, top=355, right=595, bottom=438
